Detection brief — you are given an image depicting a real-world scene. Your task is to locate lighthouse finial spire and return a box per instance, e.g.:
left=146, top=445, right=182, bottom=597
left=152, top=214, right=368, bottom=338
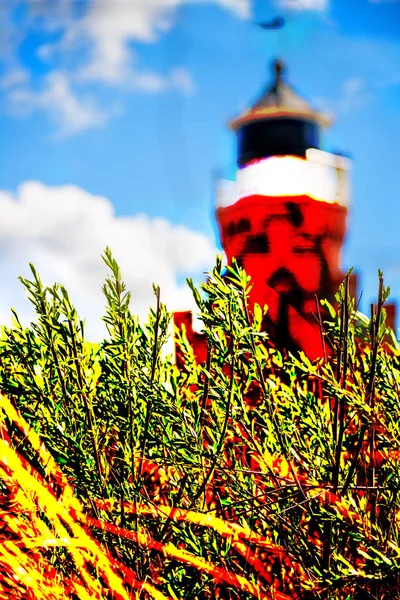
left=273, top=58, right=285, bottom=84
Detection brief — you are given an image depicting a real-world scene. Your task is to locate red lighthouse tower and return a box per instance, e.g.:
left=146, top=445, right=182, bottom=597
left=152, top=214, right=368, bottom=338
left=175, top=59, right=353, bottom=361
left=216, top=59, right=351, bottom=358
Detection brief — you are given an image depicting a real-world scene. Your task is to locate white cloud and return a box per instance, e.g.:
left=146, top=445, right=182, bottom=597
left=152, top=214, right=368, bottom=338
left=1, top=0, right=248, bottom=135
left=342, top=77, right=364, bottom=96
left=0, top=181, right=217, bottom=341
left=307, top=31, right=400, bottom=116
left=131, top=67, right=195, bottom=93
left=211, top=0, right=250, bottom=16
left=315, top=64, right=398, bottom=117
left=79, top=55, right=195, bottom=94
left=6, top=71, right=108, bottom=137
left=41, top=0, right=250, bottom=85
left=337, top=76, right=374, bottom=113
left=0, top=68, right=29, bottom=89
left=279, top=0, right=328, bottom=10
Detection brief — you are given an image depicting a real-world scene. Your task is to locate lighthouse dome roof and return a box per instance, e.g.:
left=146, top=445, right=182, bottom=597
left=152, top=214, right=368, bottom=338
left=230, top=59, right=333, bottom=130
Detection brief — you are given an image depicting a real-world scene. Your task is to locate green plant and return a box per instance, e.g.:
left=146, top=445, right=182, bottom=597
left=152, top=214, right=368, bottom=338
left=0, top=250, right=399, bottom=599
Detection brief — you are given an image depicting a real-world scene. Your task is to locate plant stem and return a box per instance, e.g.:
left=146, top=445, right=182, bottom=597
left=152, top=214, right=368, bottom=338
left=342, top=274, right=384, bottom=496
left=138, top=286, right=161, bottom=480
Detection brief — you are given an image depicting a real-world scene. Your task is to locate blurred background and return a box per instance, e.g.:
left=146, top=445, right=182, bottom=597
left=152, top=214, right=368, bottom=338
left=1, top=0, right=399, bottom=340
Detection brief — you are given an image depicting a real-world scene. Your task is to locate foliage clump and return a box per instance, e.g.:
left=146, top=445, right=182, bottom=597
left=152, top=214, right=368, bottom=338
left=0, top=249, right=400, bottom=599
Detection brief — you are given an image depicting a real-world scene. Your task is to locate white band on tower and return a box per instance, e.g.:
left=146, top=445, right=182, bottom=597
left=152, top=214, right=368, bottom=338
left=216, top=149, right=351, bottom=209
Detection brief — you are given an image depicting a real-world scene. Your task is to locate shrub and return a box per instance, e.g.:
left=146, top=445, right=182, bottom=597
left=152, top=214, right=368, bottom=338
left=0, top=249, right=399, bottom=599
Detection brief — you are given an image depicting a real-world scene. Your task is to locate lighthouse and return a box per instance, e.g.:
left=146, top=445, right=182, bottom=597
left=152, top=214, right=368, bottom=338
left=216, top=59, right=351, bottom=358
left=174, top=58, right=354, bottom=362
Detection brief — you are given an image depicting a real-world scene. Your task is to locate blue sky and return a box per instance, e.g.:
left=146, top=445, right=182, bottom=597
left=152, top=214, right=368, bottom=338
left=0, top=0, right=399, bottom=338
